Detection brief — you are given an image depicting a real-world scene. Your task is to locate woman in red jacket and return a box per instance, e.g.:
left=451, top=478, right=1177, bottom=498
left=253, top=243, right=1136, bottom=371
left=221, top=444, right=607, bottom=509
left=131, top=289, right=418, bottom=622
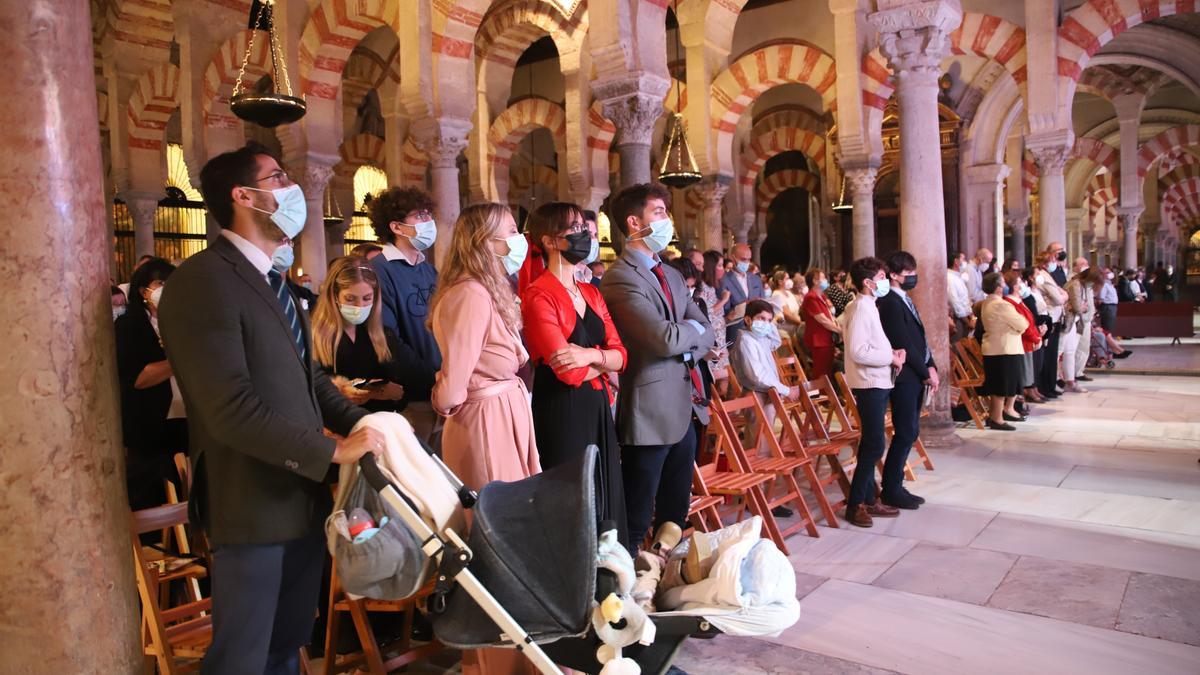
left=521, top=202, right=629, bottom=544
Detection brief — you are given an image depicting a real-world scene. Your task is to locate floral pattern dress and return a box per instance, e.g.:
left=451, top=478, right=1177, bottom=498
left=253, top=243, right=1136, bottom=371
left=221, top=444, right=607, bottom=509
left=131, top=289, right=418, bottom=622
left=698, top=282, right=728, bottom=373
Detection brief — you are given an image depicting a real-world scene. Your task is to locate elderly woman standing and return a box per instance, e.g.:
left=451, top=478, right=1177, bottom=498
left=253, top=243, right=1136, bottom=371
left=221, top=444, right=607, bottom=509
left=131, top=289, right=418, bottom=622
left=980, top=272, right=1030, bottom=430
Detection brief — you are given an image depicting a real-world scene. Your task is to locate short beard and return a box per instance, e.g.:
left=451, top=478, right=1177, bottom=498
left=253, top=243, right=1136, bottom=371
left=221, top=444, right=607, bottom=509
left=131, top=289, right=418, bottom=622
left=250, top=202, right=287, bottom=242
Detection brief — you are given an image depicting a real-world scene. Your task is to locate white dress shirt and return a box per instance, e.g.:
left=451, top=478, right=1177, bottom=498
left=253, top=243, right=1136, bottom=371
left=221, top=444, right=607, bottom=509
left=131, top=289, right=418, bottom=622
left=729, top=324, right=789, bottom=398
left=946, top=269, right=972, bottom=318
left=381, top=241, right=425, bottom=266
left=221, top=229, right=274, bottom=283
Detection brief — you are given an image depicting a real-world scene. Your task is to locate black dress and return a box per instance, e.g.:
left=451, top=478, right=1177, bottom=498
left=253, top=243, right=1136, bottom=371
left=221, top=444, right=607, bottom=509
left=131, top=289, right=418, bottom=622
left=531, top=304, right=628, bottom=548
left=323, top=324, right=436, bottom=414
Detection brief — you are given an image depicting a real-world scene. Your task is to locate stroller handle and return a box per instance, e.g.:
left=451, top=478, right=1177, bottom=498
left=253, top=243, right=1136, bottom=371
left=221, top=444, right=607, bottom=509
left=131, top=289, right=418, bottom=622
left=359, top=452, right=478, bottom=509
left=358, top=453, right=392, bottom=493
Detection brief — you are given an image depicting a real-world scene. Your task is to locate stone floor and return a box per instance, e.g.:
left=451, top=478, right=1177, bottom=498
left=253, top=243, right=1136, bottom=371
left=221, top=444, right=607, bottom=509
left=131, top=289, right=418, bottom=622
left=674, top=370, right=1200, bottom=675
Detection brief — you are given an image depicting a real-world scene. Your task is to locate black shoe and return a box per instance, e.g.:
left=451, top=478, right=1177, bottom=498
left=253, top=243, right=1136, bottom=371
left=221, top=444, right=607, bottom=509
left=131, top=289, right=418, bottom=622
left=1056, top=379, right=1065, bottom=388
left=1115, top=351, right=1132, bottom=359
left=771, top=505, right=794, bottom=518
left=1003, top=412, right=1027, bottom=422
left=665, top=667, right=690, bottom=675
left=1077, top=375, right=1094, bottom=382
left=986, top=420, right=1017, bottom=431
left=881, top=492, right=921, bottom=510
left=902, top=488, right=926, bottom=504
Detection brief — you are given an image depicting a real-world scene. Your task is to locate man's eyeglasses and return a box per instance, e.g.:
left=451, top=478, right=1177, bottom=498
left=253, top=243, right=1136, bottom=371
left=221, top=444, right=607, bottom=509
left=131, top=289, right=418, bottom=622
left=405, top=210, right=433, bottom=222
left=252, top=169, right=292, bottom=185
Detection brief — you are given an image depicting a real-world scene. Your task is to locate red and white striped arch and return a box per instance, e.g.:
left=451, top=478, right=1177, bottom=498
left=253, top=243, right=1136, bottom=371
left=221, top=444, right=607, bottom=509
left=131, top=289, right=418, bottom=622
left=297, top=0, right=401, bottom=102
left=679, top=183, right=707, bottom=227
left=431, top=0, right=488, bottom=119
left=756, top=169, right=820, bottom=216
left=663, top=79, right=688, bottom=114
left=95, top=0, right=174, bottom=52
left=128, top=63, right=180, bottom=152
left=509, top=164, right=559, bottom=204
left=1072, top=137, right=1119, bottom=173
left=711, top=42, right=837, bottom=175
left=1158, top=147, right=1200, bottom=174
left=1162, top=177, right=1200, bottom=225
left=587, top=100, right=617, bottom=188
left=1022, top=157, right=1038, bottom=193
left=202, top=30, right=272, bottom=133
left=1058, top=0, right=1198, bottom=83
left=740, top=127, right=826, bottom=193
left=487, top=98, right=567, bottom=200
left=1138, top=124, right=1200, bottom=177
left=862, top=13, right=1028, bottom=110
left=475, top=0, right=587, bottom=69
left=334, top=134, right=386, bottom=179
left=1088, top=170, right=1119, bottom=211
left=400, top=138, right=429, bottom=188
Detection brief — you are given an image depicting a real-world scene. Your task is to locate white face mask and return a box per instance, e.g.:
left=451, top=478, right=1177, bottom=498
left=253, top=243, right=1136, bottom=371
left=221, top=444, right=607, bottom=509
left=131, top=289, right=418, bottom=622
left=406, top=220, right=437, bottom=251
left=148, top=286, right=163, bottom=308
left=495, top=233, right=529, bottom=276
left=244, top=184, right=307, bottom=239
left=750, top=319, right=773, bottom=337
left=339, top=303, right=371, bottom=326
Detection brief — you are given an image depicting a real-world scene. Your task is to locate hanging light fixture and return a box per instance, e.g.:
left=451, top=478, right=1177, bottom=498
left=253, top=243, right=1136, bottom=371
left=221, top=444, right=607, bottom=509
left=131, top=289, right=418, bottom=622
left=231, top=0, right=306, bottom=128
left=323, top=187, right=344, bottom=226
left=657, top=0, right=701, bottom=189
left=832, top=174, right=853, bottom=212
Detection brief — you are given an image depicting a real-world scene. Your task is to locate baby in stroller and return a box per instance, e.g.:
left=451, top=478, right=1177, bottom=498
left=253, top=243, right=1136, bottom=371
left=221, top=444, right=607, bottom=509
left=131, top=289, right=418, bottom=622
left=1088, top=325, right=1133, bottom=369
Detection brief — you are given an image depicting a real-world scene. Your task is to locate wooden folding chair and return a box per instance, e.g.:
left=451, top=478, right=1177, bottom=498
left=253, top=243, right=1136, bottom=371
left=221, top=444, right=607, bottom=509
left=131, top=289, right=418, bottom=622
left=321, top=572, right=444, bottom=675
left=687, top=467, right=725, bottom=535
left=770, top=379, right=860, bottom=525
left=950, top=341, right=988, bottom=430
left=132, top=502, right=212, bottom=674
left=832, top=372, right=935, bottom=485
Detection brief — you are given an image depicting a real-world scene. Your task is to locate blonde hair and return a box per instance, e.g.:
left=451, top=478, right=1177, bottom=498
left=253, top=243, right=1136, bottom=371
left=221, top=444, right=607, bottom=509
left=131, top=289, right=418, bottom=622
left=311, top=256, right=391, bottom=371
left=428, top=203, right=521, bottom=335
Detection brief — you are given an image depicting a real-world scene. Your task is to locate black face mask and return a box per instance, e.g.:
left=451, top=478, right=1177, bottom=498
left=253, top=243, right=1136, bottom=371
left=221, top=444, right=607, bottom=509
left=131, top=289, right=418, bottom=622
left=560, top=231, right=593, bottom=265
left=1056, top=251, right=1067, bottom=262
left=900, top=274, right=918, bottom=291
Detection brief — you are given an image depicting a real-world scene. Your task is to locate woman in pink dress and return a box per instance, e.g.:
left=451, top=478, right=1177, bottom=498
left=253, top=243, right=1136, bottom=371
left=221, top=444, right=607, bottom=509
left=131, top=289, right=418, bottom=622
left=428, top=202, right=541, bottom=675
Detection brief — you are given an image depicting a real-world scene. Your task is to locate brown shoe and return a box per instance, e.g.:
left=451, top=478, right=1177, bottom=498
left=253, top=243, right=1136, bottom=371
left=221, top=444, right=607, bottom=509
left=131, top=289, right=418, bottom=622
left=865, top=502, right=901, bottom=518
left=845, top=504, right=873, bottom=528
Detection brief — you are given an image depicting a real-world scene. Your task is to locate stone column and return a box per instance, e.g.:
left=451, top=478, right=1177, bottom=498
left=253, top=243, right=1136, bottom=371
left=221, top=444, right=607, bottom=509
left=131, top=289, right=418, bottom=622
left=697, top=176, right=731, bottom=252
left=1007, top=213, right=1029, bottom=266
left=869, top=0, right=962, bottom=449
left=1028, top=138, right=1072, bottom=251
left=596, top=74, right=670, bottom=190
left=412, top=117, right=472, bottom=269
left=844, top=163, right=879, bottom=259
left=297, top=159, right=335, bottom=285
left=0, top=0, right=141, bottom=670
left=962, top=163, right=1009, bottom=257
left=1142, top=220, right=1158, bottom=265
left=1117, top=206, right=1143, bottom=269
left=1154, top=230, right=1168, bottom=265
left=126, top=192, right=160, bottom=259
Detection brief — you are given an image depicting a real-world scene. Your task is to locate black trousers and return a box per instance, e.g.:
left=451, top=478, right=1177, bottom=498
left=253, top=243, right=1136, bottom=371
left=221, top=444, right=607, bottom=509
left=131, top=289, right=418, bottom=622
left=621, top=422, right=697, bottom=553
left=1037, top=325, right=1061, bottom=396
left=885, top=379, right=922, bottom=498
left=1099, top=303, right=1117, bottom=333
left=203, top=531, right=326, bottom=675
left=849, top=388, right=890, bottom=508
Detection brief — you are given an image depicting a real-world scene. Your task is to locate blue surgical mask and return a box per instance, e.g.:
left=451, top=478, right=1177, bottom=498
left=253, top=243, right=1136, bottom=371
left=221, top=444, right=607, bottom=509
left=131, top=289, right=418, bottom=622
left=406, top=220, right=437, bottom=251
left=819, top=280, right=830, bottom=291
left=1047, top=262, right=1058, bottom=272
left=750, top=319, right=773, bottom=337
left=244, top=184, right=308, bottom=239
left=736, top=261, right=750, bottom=274
left=339, top=303, right=371, bottom=326
left=636, top=218, right=674, bottom=253
left=582, top=238, right=600, bottom=266
left=271, top=243, right=294, bottom=271
left=496, top=233, right=529, bottom=276
left=872, top=279, right=890, bottom=298
left=1019, top=285, right=1032, bottom=299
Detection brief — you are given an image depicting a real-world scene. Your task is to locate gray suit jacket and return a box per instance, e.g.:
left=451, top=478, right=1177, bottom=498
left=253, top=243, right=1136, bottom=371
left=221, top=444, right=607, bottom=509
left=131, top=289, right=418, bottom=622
left=159, top=235, right=366, bottom=545
left=719, top=269, right=766, bottom=329
left=601, top=249, right=715, bottom=446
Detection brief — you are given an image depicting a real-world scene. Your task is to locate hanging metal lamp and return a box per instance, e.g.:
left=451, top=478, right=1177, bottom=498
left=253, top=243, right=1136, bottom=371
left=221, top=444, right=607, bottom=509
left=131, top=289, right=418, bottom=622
left=658, top=0, right=701, bottom=189
left=231, top=0, right=306, bottom=128
left=832, top=174, right=853, bottom=212
left=323, top=188, right=344, bottom=226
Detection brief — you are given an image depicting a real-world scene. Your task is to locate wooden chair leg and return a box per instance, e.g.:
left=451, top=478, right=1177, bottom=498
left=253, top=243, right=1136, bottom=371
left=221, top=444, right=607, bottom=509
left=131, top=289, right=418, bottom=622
left=347, top=599, right=387, bottom=675
left=748, top=485, right=788, bottom=555
left=803, top=463, right=840, bottom=528
left=323, top=583, right=340, bottom=675
left=914, top=437, right=934, bottom=470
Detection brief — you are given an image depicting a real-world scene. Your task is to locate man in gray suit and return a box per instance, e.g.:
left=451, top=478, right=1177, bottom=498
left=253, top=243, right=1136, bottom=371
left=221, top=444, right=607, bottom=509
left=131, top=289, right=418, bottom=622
left=159, top=143, right=383, bottom=675
left=720, top=242, right=766, bottom=338
left=600, top=184, right=714, bottom=551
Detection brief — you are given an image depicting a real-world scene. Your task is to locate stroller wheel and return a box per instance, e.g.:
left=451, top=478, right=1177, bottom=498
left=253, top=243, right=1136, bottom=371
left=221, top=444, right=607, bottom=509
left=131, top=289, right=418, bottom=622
left=1106, top=361, right=1115, bottom=369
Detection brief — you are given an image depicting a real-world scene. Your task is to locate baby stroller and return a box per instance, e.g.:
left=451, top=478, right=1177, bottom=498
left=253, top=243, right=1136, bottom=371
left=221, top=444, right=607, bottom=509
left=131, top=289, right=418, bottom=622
left=1087, top=325, right=1116, bottom=369
left=354, top=445, right=717, bottom=674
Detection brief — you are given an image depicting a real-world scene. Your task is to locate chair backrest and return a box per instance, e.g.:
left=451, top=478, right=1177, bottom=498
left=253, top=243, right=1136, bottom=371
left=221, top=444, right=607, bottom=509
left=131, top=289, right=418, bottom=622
left=131, top=502, right=190, bottom=536
left=832, top=372, right=863, bottom=432
left=708, top=390, right=764, bottom=472
left=799, top=376, right=856, bottom=439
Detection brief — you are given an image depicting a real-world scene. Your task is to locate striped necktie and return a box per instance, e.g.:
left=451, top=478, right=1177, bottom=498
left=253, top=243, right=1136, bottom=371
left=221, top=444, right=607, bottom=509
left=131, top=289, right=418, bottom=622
left=268, top=269, right=306, bottom=361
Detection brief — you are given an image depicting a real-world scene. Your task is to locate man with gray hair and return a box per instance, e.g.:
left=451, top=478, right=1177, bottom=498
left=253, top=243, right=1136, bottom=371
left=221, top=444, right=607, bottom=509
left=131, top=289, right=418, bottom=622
left=966, top=248, right=993, bottom=302
left=720, top=242, right=766, bottom=337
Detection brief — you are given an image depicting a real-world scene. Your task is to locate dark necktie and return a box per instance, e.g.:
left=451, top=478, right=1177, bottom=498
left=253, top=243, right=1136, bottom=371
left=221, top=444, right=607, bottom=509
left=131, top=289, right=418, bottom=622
left=902, top=293, right=932, bottom=364
left=652, top=264, right=705, bottom=403
left=268, top=269, right=306, bottom=361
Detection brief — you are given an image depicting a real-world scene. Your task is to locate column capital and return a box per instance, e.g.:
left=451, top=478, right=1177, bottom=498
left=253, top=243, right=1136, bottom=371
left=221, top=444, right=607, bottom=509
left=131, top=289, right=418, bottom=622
left=868, top=1, right=962, bottom=75
left=1005, top=213, right=1029, bottom=230
left=123, top=192, right=160, bottom=222
left=1116, top=205, right=1145, bottom=221
left=1028, top=143, right=1072, bottom=177
left=964, top=163, right=1010, bottom=185
left=697, top=174, right=732, bottom=203
left=594, top=72, right=670, bottom=148
left=299, top=157, right=337, bottom=197
left=844, top=165, right=879, bottom=195
left=411, top=117, right=472, bottom=169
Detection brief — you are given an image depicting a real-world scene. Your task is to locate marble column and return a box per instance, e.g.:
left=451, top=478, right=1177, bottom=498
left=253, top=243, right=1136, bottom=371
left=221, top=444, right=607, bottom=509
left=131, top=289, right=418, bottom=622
left=298, top=158, right=335, bottom=285
left=1154, top=230, right=1168, bottom=266
left=596, top=74, right=669, bottom=190
left=869, top=0, right=962, bottom=449
left=1028, top=138, right=1072, bottom=251
left=0, top=0, right=141, bottom=670
left=412, top=117, right=472, bottom=269
left=1007, top=213, right=1029, bottom=266
left=962, top=163, right=1009, bottom=258
left=1118, top=206, right=1144, bottom=269
left=844, top=163, right=879, bottom=259
left=698, top=176, right=731, bottom=252
left=1142, top=221, right=1158, bottom=265
left=126, top=192, right=160, bottom=259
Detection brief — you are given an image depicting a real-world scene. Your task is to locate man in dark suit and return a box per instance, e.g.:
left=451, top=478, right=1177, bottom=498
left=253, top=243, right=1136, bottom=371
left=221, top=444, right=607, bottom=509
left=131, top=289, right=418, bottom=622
left=719, top=242, right=766, bottom=337
left=159, top=143, right=383, bottom=675
left=600, top=184, right=714, bottom=552
left=875, top=250, right=939, bottom=510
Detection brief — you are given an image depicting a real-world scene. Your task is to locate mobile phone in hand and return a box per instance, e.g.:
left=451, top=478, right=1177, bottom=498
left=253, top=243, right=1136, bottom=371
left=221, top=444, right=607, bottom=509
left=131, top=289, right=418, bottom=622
left=352, top=379, right=385, bottom=390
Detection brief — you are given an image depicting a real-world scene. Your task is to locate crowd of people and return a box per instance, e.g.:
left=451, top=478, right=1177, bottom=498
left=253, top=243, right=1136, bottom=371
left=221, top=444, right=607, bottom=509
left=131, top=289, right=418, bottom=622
left=108, top=140, right=1182, bottom=673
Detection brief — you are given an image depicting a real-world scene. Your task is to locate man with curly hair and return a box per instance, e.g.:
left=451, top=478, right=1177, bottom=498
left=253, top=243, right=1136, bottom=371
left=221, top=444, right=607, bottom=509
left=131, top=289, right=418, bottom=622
left=368, top=186, right=442, bottom=441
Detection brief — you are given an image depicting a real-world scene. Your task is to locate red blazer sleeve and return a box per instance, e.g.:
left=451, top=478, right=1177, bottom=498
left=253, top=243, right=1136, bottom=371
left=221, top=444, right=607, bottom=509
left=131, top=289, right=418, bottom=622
left=521, top=280, right=591, bottom=387
left=582, top=283, right=627, bottom=374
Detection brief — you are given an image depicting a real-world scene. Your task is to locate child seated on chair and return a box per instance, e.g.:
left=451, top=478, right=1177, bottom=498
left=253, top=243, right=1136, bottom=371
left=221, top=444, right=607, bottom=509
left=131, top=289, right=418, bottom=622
left=729, top=299, right=800, bottom=458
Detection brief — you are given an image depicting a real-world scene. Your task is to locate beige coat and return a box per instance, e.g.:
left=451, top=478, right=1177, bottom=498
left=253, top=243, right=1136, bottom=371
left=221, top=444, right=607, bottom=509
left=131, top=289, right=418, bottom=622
left=838, top=293, right=895, bottom=390
left=980, top=296, right=1028, bottom=356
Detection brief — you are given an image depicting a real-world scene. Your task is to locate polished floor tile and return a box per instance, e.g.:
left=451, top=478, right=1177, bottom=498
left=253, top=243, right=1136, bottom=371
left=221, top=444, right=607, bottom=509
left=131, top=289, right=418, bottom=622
left=769, top=579, right=1200, bottom=675
left=1059, top=464, right=1200, bottom=501
left=785, top=525, right=918, bottom=584
left=1116, top=573, right=1200, bottom=647
left=969, top=513, right=1200, bottom=581
left=985, top=556, right=1130, bottom=628
left=675, top=634, right=897, bottom=675
left=872, top=543, right=1016, bottom=605
left=855, top=503, right=998, bottom=547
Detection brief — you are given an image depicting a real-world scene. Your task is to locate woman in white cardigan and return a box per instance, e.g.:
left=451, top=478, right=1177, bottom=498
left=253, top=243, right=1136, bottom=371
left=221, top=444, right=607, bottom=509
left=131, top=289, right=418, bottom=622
left=838, top=257, right=907, bottom=528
